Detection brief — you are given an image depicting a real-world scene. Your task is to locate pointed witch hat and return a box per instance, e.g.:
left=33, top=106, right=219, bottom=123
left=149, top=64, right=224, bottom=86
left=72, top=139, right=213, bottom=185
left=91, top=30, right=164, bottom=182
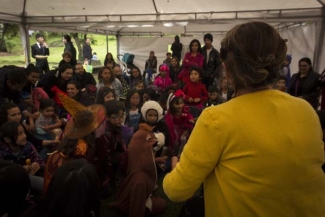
left=58, top=93, right=106, bottom=139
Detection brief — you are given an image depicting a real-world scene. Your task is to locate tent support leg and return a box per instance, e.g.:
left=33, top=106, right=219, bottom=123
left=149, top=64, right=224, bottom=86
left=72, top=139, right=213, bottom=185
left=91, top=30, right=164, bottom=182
left=18, top=24, right=30, bottom=67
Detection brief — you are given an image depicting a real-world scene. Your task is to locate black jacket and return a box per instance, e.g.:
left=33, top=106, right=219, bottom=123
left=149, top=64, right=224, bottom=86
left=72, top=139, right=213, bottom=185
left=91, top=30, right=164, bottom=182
left=72, top=73, right=96, bottom=89
left=289, top=71, right=320, bottom=109
left=82, top=43, right=92, bottom=60
left=64, top=42, right=77, bottom=61
left=201, top=46, right=220, bottom=78
left=0, top=68, right=26, bottom=112
left=31, top=43, right=49, bottom=68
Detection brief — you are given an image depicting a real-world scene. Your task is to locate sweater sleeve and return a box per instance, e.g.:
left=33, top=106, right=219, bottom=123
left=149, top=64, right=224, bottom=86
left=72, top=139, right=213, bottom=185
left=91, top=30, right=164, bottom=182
left=183, top=84, right=190, bottom=102
left=163, top=109, right=221, bottom=202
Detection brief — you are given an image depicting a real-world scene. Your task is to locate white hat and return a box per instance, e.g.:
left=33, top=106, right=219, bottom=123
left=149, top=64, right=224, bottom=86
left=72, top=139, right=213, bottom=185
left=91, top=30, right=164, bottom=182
left=141, top=100, right=164, bottom=122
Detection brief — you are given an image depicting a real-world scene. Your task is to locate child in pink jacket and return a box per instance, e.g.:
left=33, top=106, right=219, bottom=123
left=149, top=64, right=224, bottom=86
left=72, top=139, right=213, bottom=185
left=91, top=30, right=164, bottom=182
left=154, top=64, right=173, bottom=93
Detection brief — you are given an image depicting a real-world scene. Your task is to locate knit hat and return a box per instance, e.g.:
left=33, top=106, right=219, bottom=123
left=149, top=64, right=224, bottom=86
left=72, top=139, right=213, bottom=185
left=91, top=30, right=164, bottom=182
left=204, top=33, right=213, bottom=42
left=141, top=101, right=164, bottom=122
left=159, top=64, right=169, bottom=73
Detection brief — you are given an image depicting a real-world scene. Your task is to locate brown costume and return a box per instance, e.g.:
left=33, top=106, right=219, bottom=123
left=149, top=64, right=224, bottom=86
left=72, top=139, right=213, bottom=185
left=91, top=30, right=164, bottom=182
left=117, top=123, right=166, bottom=217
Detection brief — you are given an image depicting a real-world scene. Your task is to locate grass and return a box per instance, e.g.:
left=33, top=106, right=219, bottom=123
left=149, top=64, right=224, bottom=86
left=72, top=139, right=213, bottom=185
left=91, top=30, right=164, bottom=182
left=0, top=34, right=117, bottom=68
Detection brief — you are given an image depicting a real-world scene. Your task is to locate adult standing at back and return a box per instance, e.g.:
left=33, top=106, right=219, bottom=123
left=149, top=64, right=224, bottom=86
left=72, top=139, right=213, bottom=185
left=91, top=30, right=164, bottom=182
left=164, top=21, right=325, bottom=217
left=31, top=34, right=50, bottom=77
left=62, top=35, right=77, bottom=62
left=201, top=33, right=221, bottom=89
left=178, top=39, right=204, bottom=86
left=83, top=38, right=92, bottom=65
left=288, top=57, right=320, bottom=109
left=171, top=35, right=182, bottom=61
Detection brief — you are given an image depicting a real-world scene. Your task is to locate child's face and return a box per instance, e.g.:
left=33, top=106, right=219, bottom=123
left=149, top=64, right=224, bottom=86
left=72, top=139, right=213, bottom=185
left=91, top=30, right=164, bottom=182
left=131, top=69, right=140, bottom=78
left=7, top=107, right=22, bottom=122
left=221, top=79, right=228, bottom=88
left=42, top=106, right=55, bottom=118
left=16, top=125, right=27, bottom=146
left=101, top=69, right=111, bottom=81
left=160, top=70, right=167, bottom=77
left=130, top=93, right=140, bottom=106
left=108, top=110, right=124, bottom=127
left=208, top=92, right=218, bottom=101
left=172, top=98, right=184, bottom=113
left=27, top=72, right=40, bottom=85
left=171, top=58, right=178, bottom=67
left=135, top=83, right=144, bottom=90
left=284, top=59, right=289, bottom=66
left=143, top=93, right=150, bottom=102
left=104, top=92, right=115, bottom=102
left=190, top=70, right=200, bottom=82
left=146, top=109, right=158, bottom=125
left=276, top=79, right=286, bottom=89
left=63, top=55, right=71, bottom=63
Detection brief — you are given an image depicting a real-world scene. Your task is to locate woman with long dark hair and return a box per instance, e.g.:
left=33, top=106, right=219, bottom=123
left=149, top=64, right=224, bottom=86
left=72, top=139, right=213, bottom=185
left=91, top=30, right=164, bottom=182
left=288, top=57, right=320, bottom=109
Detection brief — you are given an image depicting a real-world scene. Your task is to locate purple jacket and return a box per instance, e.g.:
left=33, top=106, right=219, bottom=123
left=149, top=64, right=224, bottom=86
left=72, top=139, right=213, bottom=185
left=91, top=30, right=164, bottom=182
left=0, top=141, right=44, bottom=168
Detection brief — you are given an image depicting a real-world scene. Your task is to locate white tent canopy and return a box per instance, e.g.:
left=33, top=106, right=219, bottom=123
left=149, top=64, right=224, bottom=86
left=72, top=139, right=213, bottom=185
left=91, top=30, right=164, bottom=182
left=0, top=0, right=324, bottom=72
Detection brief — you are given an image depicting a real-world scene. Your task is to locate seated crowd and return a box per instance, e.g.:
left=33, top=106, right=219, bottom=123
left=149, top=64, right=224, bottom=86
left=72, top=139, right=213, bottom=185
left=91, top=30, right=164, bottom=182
left=0, top=26, right=325, bottom=217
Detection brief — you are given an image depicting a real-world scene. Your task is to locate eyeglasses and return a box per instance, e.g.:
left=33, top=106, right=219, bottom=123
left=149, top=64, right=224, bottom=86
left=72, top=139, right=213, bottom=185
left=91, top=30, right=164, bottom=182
left=110, top=115, right=125, bottom=120
left=299, top=65, right=309, bottom=67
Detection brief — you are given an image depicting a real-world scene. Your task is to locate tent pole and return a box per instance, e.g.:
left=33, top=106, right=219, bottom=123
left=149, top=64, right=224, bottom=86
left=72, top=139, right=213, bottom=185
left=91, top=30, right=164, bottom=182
left=314, top=6, right=325, bottom=72
left=106, top=34, right=108, bottom=54
left=116, top=34, right=120, bottom=57
left=18, top=24, right=30, bottom=67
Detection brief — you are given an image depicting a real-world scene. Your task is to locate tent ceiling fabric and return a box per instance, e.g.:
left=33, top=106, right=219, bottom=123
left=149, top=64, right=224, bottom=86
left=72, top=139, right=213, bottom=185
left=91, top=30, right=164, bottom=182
left=0, top=0, right=323, bottom=35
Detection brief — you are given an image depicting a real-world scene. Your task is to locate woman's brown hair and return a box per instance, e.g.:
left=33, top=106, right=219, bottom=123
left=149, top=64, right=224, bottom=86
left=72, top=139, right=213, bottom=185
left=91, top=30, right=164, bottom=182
left=221, top=22, right=287, bottom=89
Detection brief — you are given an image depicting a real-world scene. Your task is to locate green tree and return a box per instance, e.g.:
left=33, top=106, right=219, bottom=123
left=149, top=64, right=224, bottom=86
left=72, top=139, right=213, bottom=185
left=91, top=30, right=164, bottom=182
left=0, top=23, right=19, bottom=52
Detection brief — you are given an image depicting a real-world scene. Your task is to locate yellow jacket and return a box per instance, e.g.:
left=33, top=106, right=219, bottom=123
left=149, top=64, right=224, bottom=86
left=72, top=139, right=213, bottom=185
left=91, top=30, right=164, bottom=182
left=163, top=90, right=325, bottom=217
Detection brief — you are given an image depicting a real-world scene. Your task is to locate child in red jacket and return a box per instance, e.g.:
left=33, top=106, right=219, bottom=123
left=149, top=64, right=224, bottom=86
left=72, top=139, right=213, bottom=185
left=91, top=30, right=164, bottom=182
left=183, top=66, right=208, bottom=109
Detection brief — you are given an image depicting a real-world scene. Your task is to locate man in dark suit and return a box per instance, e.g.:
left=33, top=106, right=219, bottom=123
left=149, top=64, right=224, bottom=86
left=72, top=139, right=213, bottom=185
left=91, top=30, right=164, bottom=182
left=82, top=38, right=92, bottom=65
left=31, top=33, right=50, bottom=77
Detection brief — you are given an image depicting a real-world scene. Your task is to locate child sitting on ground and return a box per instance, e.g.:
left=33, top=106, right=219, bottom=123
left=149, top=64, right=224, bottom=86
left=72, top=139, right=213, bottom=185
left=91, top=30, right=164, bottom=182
left=34, top=99, right=62, bottom=141
left=153, top=64, right=173, bottom=93
left=141, top=101, right=170, bottom=174
left=205, top=85, right=226, bottom=107
left=164, top=90, right=194, bottom=169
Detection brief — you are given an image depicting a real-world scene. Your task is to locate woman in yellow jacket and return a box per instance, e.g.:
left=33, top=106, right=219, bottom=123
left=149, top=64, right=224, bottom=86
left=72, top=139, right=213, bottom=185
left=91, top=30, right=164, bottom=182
left=163, top=22, right=325, bottom=217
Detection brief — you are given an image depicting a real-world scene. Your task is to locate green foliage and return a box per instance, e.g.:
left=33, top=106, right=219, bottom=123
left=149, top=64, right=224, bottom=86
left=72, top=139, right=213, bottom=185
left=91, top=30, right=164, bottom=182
left=0, top=32, right=117, bottom=68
